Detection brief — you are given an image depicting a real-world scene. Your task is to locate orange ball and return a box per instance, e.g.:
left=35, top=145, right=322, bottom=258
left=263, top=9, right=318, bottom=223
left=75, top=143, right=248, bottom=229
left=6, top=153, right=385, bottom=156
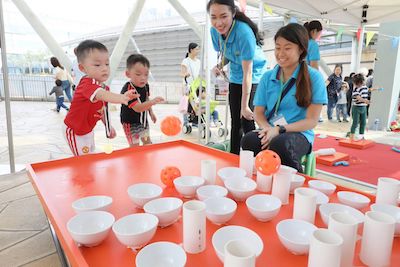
left=160, top=166, right=181, bottom=187
left=255, top=150, right=281, bottom=175
left=161, top=116, right=182, bottom=136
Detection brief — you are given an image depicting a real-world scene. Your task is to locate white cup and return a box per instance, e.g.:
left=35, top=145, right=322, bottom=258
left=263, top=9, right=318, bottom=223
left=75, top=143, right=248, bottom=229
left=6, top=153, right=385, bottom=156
left=256, top=171, right=272, bottom=193
left=328, top=212, right=358, bottom=267
left=183, top=200, right=206, bottom=254
left=308, top=229, right=343, bottom=267
left=271, top=166, right=295, bottom=205
left=293, top=187, right=317, bottom=223
left=360, top=211, right=396, bottom=267
left=375, top=177, right=400, bottom=206
left=240, top=150, right=254, bottom=177
left=201, top=159, right=217, bottom=185
left=224, top=239, right=256, bottom=267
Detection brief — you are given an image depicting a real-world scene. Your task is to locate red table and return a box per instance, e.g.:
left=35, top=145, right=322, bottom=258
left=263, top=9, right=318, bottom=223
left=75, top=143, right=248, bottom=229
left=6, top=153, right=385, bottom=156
left=27, top=140, right=400, bottom=267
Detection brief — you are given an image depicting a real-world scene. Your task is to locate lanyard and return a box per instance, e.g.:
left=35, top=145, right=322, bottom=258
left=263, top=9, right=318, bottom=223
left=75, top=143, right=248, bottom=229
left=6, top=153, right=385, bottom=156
left=275, top=70, right=287, bottom=115
left=218, top=20, right=236, bottom=68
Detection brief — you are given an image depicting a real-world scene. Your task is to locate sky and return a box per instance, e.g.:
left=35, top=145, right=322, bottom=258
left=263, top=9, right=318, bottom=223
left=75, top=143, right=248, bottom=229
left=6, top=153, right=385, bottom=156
left=3, top=0, right=207, bottom=54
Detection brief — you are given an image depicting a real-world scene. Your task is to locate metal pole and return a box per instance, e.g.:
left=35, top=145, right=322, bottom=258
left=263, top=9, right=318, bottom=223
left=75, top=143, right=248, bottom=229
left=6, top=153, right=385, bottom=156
left=129, top=37, right=155, bottom=82
left=204, top=0, right=211, bottom=144
left=258, top=0, right=264, bottom=32
left=0, top=0, right=16, bottom=173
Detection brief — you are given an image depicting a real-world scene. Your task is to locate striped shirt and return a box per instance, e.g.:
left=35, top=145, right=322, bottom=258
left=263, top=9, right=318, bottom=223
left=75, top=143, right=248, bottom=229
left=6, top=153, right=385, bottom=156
left=352, top=85, right=369, bottom=106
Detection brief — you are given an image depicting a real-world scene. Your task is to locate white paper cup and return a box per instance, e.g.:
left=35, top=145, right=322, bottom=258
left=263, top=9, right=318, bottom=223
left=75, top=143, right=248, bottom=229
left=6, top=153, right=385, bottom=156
left=375, top=177, right=400, bottom=206
left=224, top=239, right=256, bottom=267
left=328, top=212, right=358, bottom=267
left=201, top=159, right=217, bottom=185
left=360, top=211, right=396, bottom=267
left=256, top=171, right=272, bottom=193
left=308, top=229, right=343, bottom=267
left=240, top=150, right=255, bottom=177
left=183, top=200, right=206, bottom=254
left=293, top=187, right=317, bottom=223
left=271, top=170, right=293, bottom=205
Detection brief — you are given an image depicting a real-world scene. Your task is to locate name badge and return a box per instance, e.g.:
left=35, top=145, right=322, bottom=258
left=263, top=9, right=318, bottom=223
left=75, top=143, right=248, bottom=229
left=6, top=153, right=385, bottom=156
left=270, top=113, right=288, bottom=126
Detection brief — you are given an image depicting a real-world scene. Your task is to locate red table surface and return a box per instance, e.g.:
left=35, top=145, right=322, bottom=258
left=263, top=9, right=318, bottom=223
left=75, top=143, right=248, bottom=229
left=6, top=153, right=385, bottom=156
left=27, top=140, right=400, bottom=267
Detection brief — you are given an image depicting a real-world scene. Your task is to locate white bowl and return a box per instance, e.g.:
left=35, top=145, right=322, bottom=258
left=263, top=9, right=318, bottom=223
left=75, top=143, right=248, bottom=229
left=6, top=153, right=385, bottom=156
left=218, top=167, right=247, bottom=181
left=204, top=197, right=237, bottom=225
left=196, top=185, right=228, bottom=201
left=173, top=176, right=205, bottom=198
left=72, top=195, right=112, bottom=213
left=319, top=203, right=364, bottom=226
left=290, top=174, right=306, bottom=194
left=127, top=183, right=162, bottom=208
left=143, top=197, right=183, bottom=227
left=212, top=225, right=264, bottom=263
left=370, top=203, right=400, bottom=236
left=276, top=219, right=317, bottom=255
left=67, top=211, right=115, bottom=247
left=337, top=191, right=371, bottom=210
left=112, top=213, right=158, bottom=249
left=136, top=241, right=187, bottom=267
left=246, top=194, right=282, bottom=222
left=224, top=177, right=257, bottom=201
left=308, top=180, right=337, bottom=195
left=308, top=188, right=329, bottom=206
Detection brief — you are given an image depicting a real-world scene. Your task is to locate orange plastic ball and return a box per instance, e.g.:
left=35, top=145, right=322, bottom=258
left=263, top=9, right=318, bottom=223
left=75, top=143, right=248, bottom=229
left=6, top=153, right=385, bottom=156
left=160, top=116, right=182, bottom=136
left=160, top=166, right=181, bottom=187
left=255, top=150, right=281, bottom=175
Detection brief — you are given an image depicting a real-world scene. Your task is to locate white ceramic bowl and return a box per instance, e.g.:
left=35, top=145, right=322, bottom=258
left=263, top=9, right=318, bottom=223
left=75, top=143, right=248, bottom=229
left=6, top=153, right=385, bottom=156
left=143, top=197, right=183, bottom=227
left=290, top=174, right=306, bottom=194
left=212, top=225, right=264, bottom=263
left=136, top=241, right=187, bottom=267
left=217, top=167, right=247, bottom=182
left=370, top=203, right=400, bottom=236
left=173, top=176, right=205, bottom=198
left=276, top=219, right=317, bottom=255
left=224, top=177, right=257, bottom=201
left=308, top=180, right=337, bottom=195
left=196, top=185, right=228, bottom=201
left=72, top=195, right=112, bottom=213
left=127, top=183, right=162, bottom=208
left=319, top=203, right=364, bottom=226
left=246, top=194, right=282, bottom=222
left=112, top=213, right=158, bottom=249
left=308, top=188, right=329, bottom=206
left=67, top=211, right=115, bottom=247
left=204, top=197, right=237, bottom=225
left=337, top=191, right=371, bottom=210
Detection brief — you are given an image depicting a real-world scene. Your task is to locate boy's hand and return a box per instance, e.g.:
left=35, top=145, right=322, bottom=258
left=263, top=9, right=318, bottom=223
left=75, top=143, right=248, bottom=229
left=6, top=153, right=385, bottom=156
left=151, top=97, right=165, bottom=105
left=150, top=112, right=157, bottom=123
left=122, top=91, right=140, bottom=105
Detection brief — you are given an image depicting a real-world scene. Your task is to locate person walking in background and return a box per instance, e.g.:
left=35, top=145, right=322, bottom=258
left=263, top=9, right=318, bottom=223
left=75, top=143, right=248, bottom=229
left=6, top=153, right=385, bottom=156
left=349, top=73, right=369, bottom=140
left=50, top=57, right=74, bottom=102
left=181, top=42, right=201, bottom=87
left=325, top=64, right=343, bottom=121
left=207, top=0, right=267, bottom=155
left=304, top=20, right=322, bottom=70
left=336, top=81, right=349, bottom=122
left=345, top=72, right=355, bottom=116
left=49, top=79, right=69, bottom=112
left=366, top=68, right=374, bottom=117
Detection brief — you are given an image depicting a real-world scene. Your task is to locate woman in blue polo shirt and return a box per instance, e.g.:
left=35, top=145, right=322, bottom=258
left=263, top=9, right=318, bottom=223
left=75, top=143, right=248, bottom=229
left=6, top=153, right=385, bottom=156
left=241, top=23, right=327, bottom=172
left=304, top=20, right=322, bottom=70
left=207, top=0, right=267, bottom=155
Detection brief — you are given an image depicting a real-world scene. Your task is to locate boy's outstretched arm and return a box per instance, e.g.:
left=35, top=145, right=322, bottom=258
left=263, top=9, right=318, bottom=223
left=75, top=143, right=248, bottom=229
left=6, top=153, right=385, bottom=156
left=131, top=96, right=164, bottom=113
left=95, top=89, right=140, bottom=105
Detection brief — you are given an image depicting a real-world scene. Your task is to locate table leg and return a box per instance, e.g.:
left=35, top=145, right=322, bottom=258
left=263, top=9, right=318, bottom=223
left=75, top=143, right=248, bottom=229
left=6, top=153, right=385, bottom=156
left=47, top=218, right=70, bottom=267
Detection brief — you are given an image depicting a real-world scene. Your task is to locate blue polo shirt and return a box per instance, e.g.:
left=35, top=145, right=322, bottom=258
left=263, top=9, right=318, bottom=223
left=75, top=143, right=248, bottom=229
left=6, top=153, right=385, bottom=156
left=210, top=20, right=267, bottom=84
left=306, top=39, right=320, bottom=64
left=253, top=64, right=327, bottom=144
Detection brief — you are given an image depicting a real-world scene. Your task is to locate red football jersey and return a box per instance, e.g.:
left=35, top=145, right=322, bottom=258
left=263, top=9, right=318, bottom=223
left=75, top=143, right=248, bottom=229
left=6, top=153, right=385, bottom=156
left=64, top=77, right=109, bottom=135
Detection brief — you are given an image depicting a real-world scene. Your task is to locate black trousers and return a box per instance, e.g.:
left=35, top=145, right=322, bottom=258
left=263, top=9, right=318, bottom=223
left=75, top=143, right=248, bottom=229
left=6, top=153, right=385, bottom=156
left=241, top=131, right=312, bottom=173
left=229, top=83, right=257, bottom=155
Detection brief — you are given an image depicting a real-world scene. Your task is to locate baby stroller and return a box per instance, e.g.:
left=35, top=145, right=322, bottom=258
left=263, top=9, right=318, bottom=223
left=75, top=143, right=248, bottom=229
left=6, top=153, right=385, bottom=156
left=182, top=77, right=227, bottom=138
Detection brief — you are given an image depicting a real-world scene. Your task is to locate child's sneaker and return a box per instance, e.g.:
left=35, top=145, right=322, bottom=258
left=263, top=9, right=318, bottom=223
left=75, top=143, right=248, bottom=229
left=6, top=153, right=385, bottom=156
left=343, top=119, right=349, bottom=122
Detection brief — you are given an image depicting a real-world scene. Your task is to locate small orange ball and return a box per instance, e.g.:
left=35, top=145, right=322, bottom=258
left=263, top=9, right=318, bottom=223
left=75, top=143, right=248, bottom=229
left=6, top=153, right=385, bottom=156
left=160, top=116, right=182, bottom=136
left=255, top=150, right=281, bottom=175
left=160, top=166, right=181, bottom=187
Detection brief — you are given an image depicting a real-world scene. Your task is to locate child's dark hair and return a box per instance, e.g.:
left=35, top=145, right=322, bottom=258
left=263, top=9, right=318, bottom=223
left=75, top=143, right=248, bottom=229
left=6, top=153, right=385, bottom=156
left=275, top=23, right=311, bottom=108
left=207, top=0, right=264, bottom=46
left=126, top=54, right=150, bottom=69
left=185, top=43, right=199, bottom=58
left=50, top=57, right=63, bottom=69
left=76, top=40, right=108, bottom=63
left=353, top=73, right=365, bottom=86
left=55, top=79, right=62, bottom=86
left=303, top=20, right=323, bottom=39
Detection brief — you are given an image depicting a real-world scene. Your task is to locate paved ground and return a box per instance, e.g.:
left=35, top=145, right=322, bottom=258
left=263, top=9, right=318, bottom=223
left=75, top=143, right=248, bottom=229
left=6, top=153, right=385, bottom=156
left=0, top=101, right=398, bottom=266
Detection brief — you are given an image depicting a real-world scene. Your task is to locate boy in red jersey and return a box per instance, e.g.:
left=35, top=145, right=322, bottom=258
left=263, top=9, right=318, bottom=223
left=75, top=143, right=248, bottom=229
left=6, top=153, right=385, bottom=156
left=63, top=40, right=139, bottom=156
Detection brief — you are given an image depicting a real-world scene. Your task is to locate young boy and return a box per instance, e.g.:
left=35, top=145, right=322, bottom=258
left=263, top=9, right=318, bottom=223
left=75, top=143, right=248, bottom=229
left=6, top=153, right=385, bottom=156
left=63, top=40, right=139, bottom=156
left=195, top=87, right=221, bottom=127
left=349, top=73, right=369, bottom=140
left=336, top=81, right=349, bottom=122
left=120, top=54, right=164, bottom=146
left=49, top=79, right=69, bottom=112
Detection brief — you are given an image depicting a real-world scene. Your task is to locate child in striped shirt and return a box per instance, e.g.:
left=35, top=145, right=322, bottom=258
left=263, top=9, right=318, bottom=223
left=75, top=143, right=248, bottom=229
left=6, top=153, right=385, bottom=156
left=349, top=73, right=370, bottom=140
